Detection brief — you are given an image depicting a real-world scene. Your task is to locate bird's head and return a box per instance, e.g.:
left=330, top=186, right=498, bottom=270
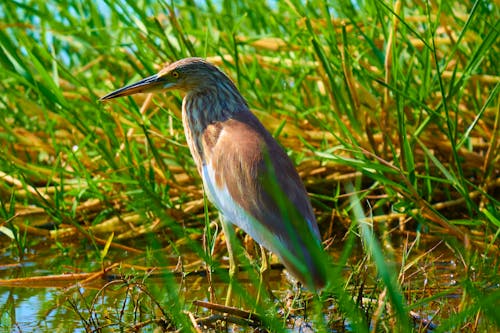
left=100, top=58, right=227, bottom=101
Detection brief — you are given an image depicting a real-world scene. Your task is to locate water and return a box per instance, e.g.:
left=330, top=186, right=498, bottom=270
left=0, top=235, right=494, bottom=332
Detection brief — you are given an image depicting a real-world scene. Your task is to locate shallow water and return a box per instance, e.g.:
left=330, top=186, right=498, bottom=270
left=0, top=234, right=495, bottom=332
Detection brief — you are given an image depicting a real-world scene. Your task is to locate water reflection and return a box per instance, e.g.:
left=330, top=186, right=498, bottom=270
left=0, top=237, right=497, bottom=332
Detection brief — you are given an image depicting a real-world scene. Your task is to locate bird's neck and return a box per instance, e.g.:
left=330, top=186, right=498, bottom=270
left=183, top=82, right=248, bottom=133
left=181, top=82, right=248, bottom=167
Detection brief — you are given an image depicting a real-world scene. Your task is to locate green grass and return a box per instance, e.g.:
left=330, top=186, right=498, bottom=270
left=0, top=0, right=499, bottom=332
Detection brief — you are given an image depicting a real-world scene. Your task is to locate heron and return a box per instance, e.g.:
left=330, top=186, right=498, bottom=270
left=101, top=57, right=327, bottom=301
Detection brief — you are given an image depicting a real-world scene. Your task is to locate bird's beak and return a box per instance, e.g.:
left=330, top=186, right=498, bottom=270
left=100, top=74, right=172, bottom=101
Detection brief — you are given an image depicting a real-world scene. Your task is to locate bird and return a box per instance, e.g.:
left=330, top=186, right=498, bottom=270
left=100, top=57, right=327, bottom=294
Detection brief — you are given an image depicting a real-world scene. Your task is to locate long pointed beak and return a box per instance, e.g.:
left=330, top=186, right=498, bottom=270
left=100, top=74, right=170, bottom=101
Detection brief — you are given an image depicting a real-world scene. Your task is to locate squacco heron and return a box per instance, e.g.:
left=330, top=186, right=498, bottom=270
left=101, top=58, right=326, bottom=293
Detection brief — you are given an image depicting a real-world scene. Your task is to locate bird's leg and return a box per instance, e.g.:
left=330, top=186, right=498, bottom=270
left=256, top=244, right=272, bottom=305
left=220, top=216, right=238, bottom=306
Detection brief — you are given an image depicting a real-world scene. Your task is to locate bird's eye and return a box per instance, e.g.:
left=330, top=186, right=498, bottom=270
left=172, top=71, right=179, bottom=79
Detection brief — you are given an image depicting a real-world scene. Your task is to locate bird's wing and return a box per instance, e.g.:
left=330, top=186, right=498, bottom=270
left=201, top=111, right=325, bottom=287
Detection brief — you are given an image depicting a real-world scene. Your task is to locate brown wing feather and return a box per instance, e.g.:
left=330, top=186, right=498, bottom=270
left=202, top=111, right=326, bottom=288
